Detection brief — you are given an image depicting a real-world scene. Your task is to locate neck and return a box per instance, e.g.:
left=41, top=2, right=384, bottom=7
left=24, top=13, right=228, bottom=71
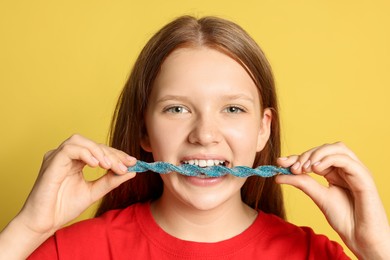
left=151, top=190, right=258, bottom=242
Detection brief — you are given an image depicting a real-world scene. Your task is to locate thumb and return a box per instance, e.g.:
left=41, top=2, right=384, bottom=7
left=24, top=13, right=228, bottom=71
left=276, top=174, right=329, bottom=211
left=90, top=171, right=136, bottom=202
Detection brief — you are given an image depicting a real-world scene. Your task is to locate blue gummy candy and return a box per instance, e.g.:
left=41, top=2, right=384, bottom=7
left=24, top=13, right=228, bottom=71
left=127, top=161, right=291, bottom=178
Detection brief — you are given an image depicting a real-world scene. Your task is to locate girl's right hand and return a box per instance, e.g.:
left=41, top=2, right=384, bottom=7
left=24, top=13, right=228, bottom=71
left=0, top=134, right=137, bottom=259
left=21, top=134, right=137, bottom=235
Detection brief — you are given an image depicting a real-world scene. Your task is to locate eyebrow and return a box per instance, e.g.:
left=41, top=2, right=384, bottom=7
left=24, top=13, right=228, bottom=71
left=220, top=94, right=255, bottom=103
left=155, top=95, right=191, bottom=104
left=156, top=94, right=255, bottom=104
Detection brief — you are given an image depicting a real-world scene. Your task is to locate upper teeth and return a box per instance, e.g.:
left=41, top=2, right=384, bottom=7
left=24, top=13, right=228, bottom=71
left=182, top=159, right=225, bottom=167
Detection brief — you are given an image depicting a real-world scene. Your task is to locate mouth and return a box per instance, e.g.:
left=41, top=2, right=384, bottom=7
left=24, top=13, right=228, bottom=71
left=181, top=159, right=228, bottom=167
left=180, top=159, right=229, bottom=178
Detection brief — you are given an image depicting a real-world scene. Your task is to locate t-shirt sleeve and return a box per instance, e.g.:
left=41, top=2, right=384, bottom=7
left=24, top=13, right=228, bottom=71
left=26, top=209, right=122, bottom=259
left=301, top=226, right=351, bottom=259
left=27, top=236, right=59, bottom=260
left=259, top=212, right=351, bottom=259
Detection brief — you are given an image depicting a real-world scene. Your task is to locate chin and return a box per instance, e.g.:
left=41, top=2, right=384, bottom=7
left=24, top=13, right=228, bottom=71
left=162, top=173, right=246, bottom=211
left=179, top=191, right=242, bottom=212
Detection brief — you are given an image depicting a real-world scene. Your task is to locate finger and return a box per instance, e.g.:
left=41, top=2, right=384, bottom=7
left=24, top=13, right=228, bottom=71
left=275, top=173, right=329, bottom=211
left=277, top=155, right=300, bottom=174
left=43, top=149, right=55, bottom=161
left=308, top=142, right=360, bottom=168
left=38, top=149, right=58, bottom=176
left=54, top=135, right=138, bottom=177
left=277, top=154, right=313, bottom=175
left=100, top=146, right=137, bottom=175
left=293, top=146, right=322, bottom=174
left=90, top=168, right=137, bottom=202
left=294, top=144, right=342, bottom=174
left=312, top=154, right=375, bottom=192
left=59, top=134, right=113, bottom=169
left=37, top=144, right=101, bottom=186
left=280, top=142, right=361, bottom=175
left=48, top=143, right=100, bottom=170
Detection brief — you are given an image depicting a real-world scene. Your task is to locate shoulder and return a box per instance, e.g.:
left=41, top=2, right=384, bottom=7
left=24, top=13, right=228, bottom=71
left=56, top=202, right=146, bottom=243
left=28, top=203, right=148, bottom=259
left=255, top=211, right=349, bottom=259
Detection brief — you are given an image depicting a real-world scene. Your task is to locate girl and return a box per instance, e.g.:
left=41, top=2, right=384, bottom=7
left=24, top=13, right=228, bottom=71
left=1, top=16, right=389, bottom=259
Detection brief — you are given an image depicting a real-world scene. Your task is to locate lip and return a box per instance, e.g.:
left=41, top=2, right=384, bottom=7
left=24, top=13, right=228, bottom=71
left=177, top=154, right=231, bottom=187
left=178, top=154, right=229, bottom=187
left=183, top=174, right=227, bottom=187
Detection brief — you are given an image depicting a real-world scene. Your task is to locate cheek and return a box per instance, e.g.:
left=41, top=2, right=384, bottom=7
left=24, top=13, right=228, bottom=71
left=224, top=119, right=260, bottom=145
left=146, top=116, right=188, bottom=161
left=223, top=119, right=261, bottom=162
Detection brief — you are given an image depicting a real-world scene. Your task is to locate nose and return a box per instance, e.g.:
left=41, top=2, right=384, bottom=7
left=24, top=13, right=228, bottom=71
left=188, top=115, right=223, bottom=146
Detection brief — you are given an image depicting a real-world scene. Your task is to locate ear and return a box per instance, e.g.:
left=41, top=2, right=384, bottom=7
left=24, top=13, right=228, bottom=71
left=256, top=108, right=272, bottom=152
left=140, top=133, right=153, bottom=152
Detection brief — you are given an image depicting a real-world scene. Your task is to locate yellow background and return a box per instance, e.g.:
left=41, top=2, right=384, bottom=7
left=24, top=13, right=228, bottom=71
left=1, top=1, right=389, bottom=258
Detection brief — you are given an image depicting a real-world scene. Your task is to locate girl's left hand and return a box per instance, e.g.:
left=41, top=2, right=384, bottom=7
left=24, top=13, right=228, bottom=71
left=276, top=142, right=390, bottom=259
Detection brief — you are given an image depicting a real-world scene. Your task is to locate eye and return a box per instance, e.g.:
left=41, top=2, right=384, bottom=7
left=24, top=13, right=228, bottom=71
left=164, top=105, right=189, bottom=114
left=224, top=105, right=246, bottom=114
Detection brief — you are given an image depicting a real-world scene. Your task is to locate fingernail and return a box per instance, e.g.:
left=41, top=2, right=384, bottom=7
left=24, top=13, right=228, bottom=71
left=119, top=163, right=128, bottom=172
left=278, top=157, right=288, bottom=161
left=292, top=162, right=301, bottom=170
left=126, top=155, right=136, bottom=162
left=104, top=156, right=112, bottom=167
left=313, top=161, right=321, bottom=167
left=303, top=160, right=311, bottom=169
left=91, top=156, right=99, bottom=165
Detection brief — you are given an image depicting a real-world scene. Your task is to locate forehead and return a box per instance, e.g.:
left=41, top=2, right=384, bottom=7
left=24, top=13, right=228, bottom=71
left=150, top=47, right=260, bottom=104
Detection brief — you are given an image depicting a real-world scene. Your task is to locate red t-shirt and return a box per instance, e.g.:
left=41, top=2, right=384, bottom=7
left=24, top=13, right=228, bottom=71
left=29, top=202, right=350, bottom=259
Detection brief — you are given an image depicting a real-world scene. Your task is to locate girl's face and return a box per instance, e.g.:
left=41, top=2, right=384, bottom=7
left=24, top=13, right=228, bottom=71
left=142, top=47, right=271, bottom=211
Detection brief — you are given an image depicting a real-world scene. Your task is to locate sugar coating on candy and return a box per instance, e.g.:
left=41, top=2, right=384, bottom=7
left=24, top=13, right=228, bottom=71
left=127, top=161, right=291, bottom=178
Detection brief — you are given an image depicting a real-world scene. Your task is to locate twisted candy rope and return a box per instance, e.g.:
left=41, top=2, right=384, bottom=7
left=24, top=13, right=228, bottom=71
left=127, top=161, right=291, bottom=178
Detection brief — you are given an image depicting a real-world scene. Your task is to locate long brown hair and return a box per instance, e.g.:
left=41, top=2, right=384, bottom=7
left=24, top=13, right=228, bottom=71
left=95, top=15, right=285, bottom=219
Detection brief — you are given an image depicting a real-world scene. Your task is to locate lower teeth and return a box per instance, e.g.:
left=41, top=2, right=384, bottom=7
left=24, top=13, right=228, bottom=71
left=197, top=174, right=213, bottom=179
